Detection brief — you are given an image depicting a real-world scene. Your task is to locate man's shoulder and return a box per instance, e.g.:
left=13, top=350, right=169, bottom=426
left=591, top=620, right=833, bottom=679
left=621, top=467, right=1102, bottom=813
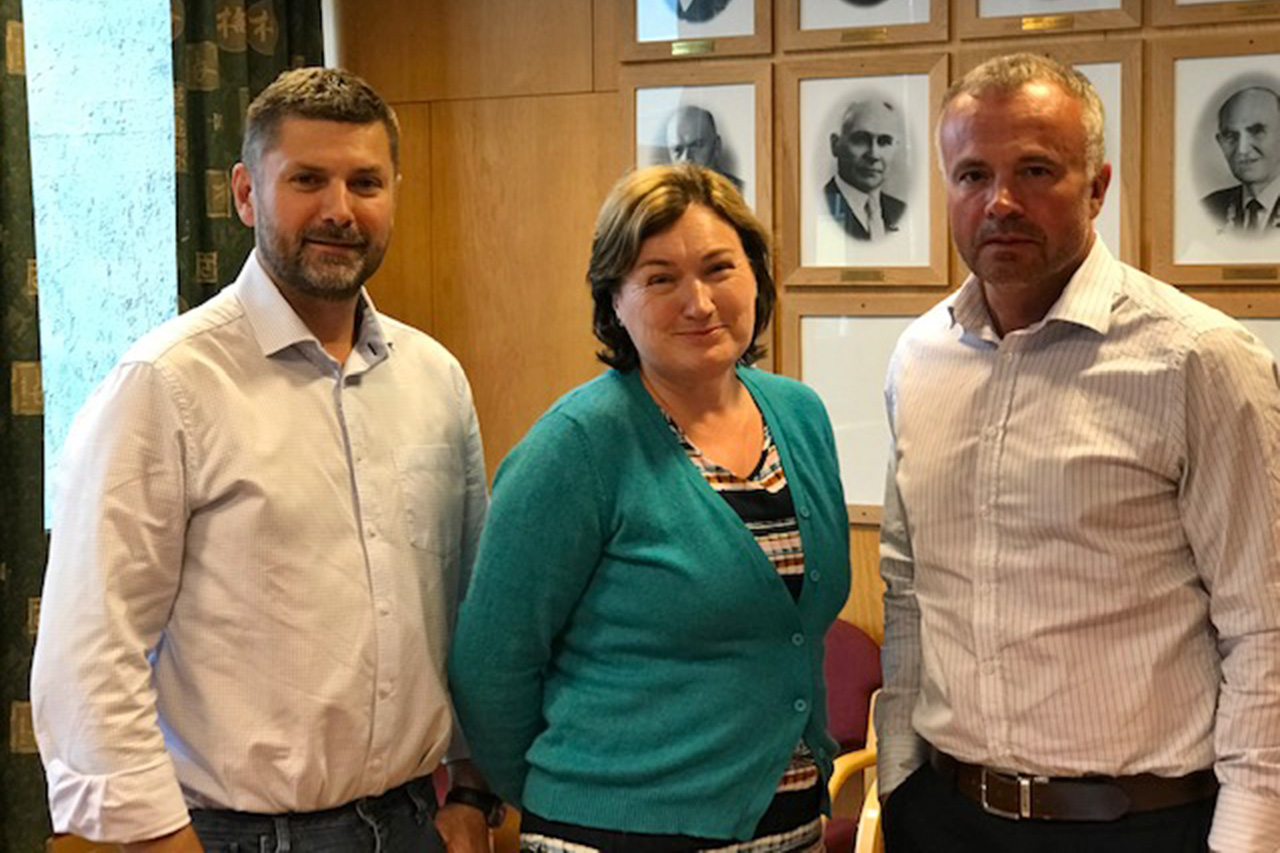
left=376, top=312, right=465, bottom=373
left=1113, top=260, right=1244, bottom=341
left=120, top=286, right=247, bottom=368
left=1201, top=185, right=1242, bottom=217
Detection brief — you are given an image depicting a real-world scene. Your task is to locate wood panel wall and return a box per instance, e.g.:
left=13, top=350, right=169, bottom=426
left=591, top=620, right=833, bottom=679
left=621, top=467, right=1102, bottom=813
left=335, top=0, right=1280, bottom=646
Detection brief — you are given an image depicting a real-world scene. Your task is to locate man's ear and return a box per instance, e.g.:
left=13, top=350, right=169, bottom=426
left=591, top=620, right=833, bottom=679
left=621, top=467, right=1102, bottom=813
left=231, top=162, right=257, bottom=228
left=1089, top=162, right=1112, bottom=219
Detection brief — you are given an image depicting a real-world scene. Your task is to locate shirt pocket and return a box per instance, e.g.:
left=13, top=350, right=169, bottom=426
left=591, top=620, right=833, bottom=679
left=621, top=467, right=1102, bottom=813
left=393, top=444, right=465, bottom=556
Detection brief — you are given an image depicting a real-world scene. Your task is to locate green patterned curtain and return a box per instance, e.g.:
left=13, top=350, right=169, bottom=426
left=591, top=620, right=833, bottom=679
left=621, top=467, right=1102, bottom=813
left=0, top=0, right=48, bottom=850
left=173, top=0, right=323, bottom=311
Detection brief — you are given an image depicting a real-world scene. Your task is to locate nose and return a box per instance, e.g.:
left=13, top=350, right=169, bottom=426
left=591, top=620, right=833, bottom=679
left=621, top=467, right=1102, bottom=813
left=985, top=180, right=1021, bottom=219
left=684, top=278, right=715, bottom=317
left=320, top=183, right=355, bottom=226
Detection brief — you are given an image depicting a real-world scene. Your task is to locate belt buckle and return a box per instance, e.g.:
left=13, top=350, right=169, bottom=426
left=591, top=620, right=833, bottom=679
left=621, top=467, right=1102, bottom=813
left=980, top=767, right=1033, bottom=820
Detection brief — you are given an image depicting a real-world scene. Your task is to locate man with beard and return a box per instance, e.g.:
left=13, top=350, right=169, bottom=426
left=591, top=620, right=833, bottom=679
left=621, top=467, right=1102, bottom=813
left=31, top=68, right=497, bottom=853
left=1202, top=86, right=1280, bottom=235
left=825, top=99, right=907, bottom=241
left=878, top=54, right=1280, bottom=852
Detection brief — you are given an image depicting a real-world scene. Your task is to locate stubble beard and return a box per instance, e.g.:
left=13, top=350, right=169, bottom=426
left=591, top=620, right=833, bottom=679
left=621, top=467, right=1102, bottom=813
left=256, top=214, right=387, bottom=302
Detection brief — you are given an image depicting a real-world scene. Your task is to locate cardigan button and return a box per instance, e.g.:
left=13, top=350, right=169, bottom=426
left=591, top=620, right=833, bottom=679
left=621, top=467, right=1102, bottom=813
left=798, top=506, right=811, bottom=519
left=793, top=699, right=808, bottom=713
left=791, top=633, right=805, bottom=646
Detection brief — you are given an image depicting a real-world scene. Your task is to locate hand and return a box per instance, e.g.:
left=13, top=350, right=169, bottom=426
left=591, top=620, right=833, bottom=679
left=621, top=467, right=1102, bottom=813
left=434, top=802, right=492, bottom=853
left=122, top=824, right=205, bottom=853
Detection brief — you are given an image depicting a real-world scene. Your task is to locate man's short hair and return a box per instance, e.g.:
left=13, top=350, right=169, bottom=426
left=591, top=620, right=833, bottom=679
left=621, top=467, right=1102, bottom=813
left=242, top=67, right=401, bottom=176
left=587, top=164, right=775, bottom=371
left=939, top=53, right=1106, bottom=177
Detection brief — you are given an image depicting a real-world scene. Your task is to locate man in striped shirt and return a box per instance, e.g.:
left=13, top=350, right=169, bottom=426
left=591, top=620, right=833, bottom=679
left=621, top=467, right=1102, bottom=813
left=878, top=53, right=1280, bottom=852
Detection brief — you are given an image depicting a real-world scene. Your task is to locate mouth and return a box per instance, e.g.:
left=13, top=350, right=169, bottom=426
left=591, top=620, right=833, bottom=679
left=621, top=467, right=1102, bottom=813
left=678, top=326, right=725, bottom=338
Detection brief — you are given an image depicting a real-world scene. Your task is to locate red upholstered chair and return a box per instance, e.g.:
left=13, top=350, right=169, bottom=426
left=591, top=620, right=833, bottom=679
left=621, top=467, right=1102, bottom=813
left=822, top=620, right=882, bottom=853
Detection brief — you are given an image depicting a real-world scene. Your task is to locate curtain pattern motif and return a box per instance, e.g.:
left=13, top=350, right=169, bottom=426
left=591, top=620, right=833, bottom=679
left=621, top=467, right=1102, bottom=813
left=0, top=0, right=48, bottom=849
left=174, top=0, right=323, bottom=310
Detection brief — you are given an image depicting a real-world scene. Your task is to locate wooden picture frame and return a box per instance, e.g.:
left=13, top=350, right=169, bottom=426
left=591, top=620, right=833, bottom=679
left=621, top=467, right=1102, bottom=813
left=623, top=0, right=771, bottom=62
left=957, top=38, right=1142, bottom=267
left=778, top=52, right=949, bottom=287
left=778, top=0, right=948, bottom=52
left=1149, top=35, right=1280, bottom=285
left=955, top=0, right=1140, bottom=38
left=1150, top=0, right=1280, bottom=28
left=620, top=62, right=773, bottom=230
left=778, top=292, right=940, bottom=522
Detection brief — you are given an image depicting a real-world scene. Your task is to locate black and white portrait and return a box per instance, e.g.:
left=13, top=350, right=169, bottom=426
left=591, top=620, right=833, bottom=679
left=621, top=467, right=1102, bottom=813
left=1175, top=52, right=1280, bottom=263
left=1201, top=87, right=1280, bottom=234
left=637, top=0, right=754, bottom=41
left=637, top=83, right=756, bottom=209
left=799, top=0, right=930, bottom=29
left=800, top=74, right=930, bottom=267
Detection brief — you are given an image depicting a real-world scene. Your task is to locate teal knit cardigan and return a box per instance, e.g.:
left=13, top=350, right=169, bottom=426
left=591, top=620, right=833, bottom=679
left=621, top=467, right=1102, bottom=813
left=448, top=367, right=851, bottom=841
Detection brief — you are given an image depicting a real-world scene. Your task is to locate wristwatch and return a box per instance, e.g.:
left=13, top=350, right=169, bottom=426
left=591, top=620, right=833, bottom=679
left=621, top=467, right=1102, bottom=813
left=445, top=785, right=507, bottom=827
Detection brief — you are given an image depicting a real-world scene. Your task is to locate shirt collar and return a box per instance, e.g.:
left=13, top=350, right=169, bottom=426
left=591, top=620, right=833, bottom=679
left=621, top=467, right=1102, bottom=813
left=1247, top=176, right=1280, bottom=217
left=233, top=249, right=388, bottom=363
left=834, top=174, right=880, bottom=213
left=949, top=236, right=1116, bottom=340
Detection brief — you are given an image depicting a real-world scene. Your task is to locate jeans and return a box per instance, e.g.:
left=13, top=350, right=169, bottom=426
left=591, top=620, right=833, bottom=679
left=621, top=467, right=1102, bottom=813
left=191, top=776, right=445, bottom=853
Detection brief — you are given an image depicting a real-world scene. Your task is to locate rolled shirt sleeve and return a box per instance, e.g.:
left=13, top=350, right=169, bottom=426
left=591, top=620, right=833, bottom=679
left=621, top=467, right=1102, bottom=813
left=1178, top=328, right=1280, bottom=851
left=31, top=362, right=193, bottom=842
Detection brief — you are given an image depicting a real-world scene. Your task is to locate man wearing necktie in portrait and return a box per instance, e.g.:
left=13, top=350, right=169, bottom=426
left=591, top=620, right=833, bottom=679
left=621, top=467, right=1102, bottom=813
left=824, top=99, right=908, bottom=242
left=1202, top=86, right=1280, bottom=235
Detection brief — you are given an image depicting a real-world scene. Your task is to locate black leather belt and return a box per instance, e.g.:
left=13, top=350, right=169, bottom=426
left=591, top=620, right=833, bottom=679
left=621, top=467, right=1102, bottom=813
left=928, top=747, right=1218, bottom=822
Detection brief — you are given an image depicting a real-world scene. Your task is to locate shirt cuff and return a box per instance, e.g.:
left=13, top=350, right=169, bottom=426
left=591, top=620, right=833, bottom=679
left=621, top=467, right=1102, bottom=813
left=876, top=734, right=928, bottom=799
left=45, top=755, right=190, bottom=844
left=1209, top=784, right=1280, bottom=853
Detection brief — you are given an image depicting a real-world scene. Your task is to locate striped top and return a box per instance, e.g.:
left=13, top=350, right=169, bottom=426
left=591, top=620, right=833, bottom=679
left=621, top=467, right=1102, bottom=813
left=878, top=239, right=1280, bottom=851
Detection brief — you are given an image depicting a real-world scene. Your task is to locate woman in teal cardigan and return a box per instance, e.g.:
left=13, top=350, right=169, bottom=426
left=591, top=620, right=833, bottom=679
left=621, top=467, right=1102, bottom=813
left=448, top=164, right=851, bottom=852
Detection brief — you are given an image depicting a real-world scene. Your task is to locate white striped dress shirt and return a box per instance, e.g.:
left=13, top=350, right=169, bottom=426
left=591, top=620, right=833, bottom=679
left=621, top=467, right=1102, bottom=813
left=31, top=252, right=489, bottom=843
left=878, top=240, right=1280, bottom=850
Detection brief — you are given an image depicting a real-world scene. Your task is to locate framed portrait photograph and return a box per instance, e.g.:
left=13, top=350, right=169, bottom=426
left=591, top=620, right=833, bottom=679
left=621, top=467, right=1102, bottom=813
left=1150, top=36, right=1280, bottom=284
left=779, top=293, right=938, bottom=521
left=955, top=0, right=1139, bottom=39
left=1151, top=0, right=1280, bottom=28
left=778, top=0, right=947, bottom=52
left=623, top=0, right=771, bottom=62
left=778, top=53, right=948, bottom=286
left=621, top=62, right=772, bottom=225
left=957, top=38, right=1142, bottom=266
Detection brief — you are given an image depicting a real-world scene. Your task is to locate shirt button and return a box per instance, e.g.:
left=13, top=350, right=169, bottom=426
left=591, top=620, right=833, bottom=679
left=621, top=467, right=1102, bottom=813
left=980, top=505, right=991, bottom=517
left=791, top=633, right=805, bottom=646
left=794, top=699, right=809, bottom=713
left=379, top=684, right=392, bottom=698
left=377, top=599, right=390, bottom=616
left=983, top=426, right=998, bottom=440
left=367, top=527, right=377, bottom=539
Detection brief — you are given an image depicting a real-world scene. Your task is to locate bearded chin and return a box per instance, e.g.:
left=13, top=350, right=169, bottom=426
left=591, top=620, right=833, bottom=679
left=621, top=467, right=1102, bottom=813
left=258, top=227, right=385, bottom=301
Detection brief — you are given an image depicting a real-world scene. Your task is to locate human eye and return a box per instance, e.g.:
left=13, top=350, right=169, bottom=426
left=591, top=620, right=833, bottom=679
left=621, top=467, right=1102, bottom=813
left=953, top=168, right=986, bottom=186
left=351, top=174, right=385, bottom=194
left=290, top=171, right=324, bottom=189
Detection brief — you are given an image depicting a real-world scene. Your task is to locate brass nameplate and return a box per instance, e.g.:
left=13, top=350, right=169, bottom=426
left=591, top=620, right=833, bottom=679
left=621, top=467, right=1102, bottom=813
left=11, top=362, right=42, bottom=416
left=25, top=258, right=37, bottom=299
left=5, top=20, right=24, bottom=76
left=27, top=597, right=40, bottom=640
left=1022, top=14, right=1073, bottom=30
left=1239, top=1, right=1280, bottom=14
left=9, top=701, right=36, bottom=755
left=671, top=39, right=715, bottom=56
left=841, top=28, right=890, bottom=42
left=840, top=269, right=886, bottom=283
left=1223, top=267, right=1278, bottom=281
